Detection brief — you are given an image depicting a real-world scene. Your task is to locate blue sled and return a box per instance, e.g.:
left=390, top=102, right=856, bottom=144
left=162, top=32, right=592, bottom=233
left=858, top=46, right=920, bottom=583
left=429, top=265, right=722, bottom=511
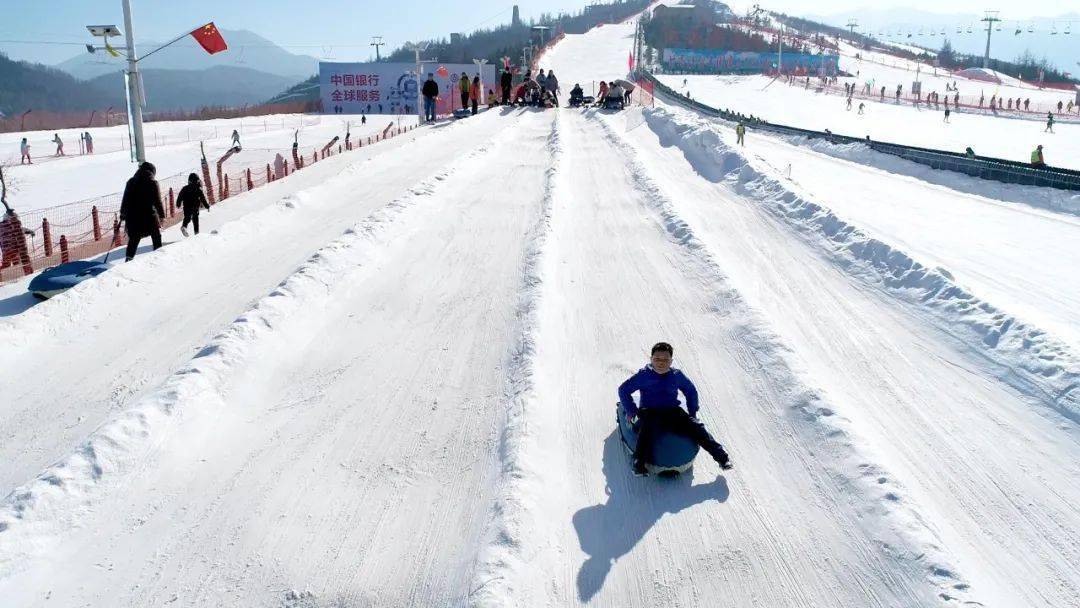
left=617, top=402, right=699, bottom=476
left=28, top=260, right=111, bottom=300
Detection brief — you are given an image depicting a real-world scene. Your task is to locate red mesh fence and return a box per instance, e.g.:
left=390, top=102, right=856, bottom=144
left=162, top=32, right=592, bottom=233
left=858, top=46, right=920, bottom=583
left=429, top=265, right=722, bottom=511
left=1, top=123, right=417, bottom=285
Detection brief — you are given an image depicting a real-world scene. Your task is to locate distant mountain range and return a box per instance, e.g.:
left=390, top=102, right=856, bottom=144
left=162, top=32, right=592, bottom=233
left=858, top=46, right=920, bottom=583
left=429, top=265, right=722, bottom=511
left=804, top=9, right=1080, bottom=74
left=55, top=29, right=317, bottom=83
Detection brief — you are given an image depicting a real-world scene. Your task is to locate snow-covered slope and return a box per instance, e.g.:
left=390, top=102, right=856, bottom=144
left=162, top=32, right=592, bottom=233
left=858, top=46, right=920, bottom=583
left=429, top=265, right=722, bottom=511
left=1, top=9, right=1078, bottom=608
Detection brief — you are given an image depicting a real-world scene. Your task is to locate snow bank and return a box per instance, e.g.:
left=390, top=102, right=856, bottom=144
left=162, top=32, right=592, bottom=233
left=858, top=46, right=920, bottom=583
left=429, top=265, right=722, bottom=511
left=467, top=113, right=561, bottom=607
left=642, top=106, right=1080, bottom=425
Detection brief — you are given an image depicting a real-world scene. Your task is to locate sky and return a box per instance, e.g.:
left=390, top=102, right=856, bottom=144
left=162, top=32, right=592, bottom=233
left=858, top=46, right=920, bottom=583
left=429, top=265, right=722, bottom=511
left=1, top=1, right=1072, bottom=66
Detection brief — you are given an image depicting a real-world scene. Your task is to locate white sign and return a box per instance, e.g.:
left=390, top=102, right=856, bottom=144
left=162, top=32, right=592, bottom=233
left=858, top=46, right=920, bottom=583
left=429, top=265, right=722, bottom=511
left=320, top=62, right=499, bottom=115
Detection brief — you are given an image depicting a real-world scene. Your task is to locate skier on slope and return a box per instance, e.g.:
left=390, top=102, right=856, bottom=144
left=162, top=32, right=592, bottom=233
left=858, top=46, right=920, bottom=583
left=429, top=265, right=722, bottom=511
left=619, top=342, right=732, bottom=477
left=177, top=173, right=210, bottom=237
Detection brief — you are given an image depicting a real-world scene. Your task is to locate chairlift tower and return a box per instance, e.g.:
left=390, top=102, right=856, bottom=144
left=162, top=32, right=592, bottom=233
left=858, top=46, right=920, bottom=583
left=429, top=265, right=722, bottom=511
left=981, top=11, right=1002, bottom=69
left=370, top=36, right=385, bottom=61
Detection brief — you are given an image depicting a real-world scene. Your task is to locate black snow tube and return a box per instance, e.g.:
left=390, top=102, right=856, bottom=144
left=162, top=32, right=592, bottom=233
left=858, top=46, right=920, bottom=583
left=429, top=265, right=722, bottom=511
left=616, top=402, right=699, bottom=475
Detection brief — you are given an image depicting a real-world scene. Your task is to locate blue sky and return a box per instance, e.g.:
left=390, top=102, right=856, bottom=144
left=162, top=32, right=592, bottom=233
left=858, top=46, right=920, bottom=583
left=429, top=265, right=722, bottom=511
left=1, top=1, right=1067, bottom=66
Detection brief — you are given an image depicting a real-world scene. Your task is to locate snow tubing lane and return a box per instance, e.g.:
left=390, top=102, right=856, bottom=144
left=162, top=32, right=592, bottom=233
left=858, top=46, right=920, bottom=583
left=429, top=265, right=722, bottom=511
left=617, top=402, right=699, bottom=474
left=28, top=261, right=111, bottom=299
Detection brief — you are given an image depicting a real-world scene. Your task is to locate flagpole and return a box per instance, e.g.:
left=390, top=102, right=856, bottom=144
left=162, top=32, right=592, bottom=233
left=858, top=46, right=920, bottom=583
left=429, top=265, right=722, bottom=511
left=122, top=0, right=146, bottom=163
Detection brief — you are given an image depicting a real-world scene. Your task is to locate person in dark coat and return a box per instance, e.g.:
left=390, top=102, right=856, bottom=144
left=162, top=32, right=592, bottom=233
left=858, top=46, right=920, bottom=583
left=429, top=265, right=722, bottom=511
left=119, top=161, right=165, bottom=261
left=177, top=173, right=210, bottom=237
left=618, top=342, right=732, bottom=476
left=500, top=68, right=514, bottom=105
left=421, top=74, right=439, bottom=123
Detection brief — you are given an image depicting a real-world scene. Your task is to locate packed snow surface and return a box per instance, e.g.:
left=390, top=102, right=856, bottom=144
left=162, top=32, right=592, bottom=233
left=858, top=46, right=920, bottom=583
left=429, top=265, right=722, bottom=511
left=2, top=12, right=1079, bottom=608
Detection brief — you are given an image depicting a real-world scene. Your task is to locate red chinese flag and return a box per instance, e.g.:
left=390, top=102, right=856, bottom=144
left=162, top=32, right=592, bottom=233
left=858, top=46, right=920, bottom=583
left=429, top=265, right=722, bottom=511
left=191, top=22, right=228, bottom=55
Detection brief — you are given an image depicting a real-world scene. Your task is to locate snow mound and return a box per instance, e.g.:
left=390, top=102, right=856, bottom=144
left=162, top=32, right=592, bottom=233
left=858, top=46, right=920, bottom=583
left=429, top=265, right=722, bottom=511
left=643, top=107, right=1080, bottom=424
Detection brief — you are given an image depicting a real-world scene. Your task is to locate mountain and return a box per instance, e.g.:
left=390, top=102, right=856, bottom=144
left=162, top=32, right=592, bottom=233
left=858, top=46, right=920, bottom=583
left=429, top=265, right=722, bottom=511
left=0, top=52, right=115, bottom=116
left=804, top=9, right=1080, bottom=74
left=55, top=29, right=317, bottom=82
left=84, top=66, right=295, bottom=112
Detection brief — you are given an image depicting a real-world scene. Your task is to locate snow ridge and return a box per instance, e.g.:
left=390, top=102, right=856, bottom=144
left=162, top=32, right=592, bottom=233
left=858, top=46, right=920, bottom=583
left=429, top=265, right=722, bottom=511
left=644, top=107, right=1080, bottom=426
left=0, top=133, right=508, bottom=579
left=592, top=109, right=976, bottom=605
left=467, top=113, right=562, bottom=608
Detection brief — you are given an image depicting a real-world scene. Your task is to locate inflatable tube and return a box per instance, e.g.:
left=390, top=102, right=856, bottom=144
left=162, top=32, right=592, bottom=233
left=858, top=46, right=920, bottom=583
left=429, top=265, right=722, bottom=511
left=28, top=260, right=110, bottom=300
left=616, top=402, right=699, bottom=475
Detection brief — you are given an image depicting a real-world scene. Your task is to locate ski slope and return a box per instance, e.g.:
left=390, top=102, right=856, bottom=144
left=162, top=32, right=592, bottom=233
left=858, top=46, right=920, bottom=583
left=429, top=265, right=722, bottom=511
left=657, top=74, right=1080, bottom=170
left=2, top=11, right=1079, bottom=608
left=1, top=114, right=410, bottom=213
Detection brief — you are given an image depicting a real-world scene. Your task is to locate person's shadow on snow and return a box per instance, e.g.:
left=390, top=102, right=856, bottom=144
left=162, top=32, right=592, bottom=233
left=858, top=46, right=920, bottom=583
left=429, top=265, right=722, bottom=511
left=572, top=430, right=729, bottom=602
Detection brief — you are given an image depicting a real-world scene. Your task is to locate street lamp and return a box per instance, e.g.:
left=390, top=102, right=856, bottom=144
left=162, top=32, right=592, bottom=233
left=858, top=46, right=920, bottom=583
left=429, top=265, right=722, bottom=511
left=405, top=41, right=431, bottom=121
left=472, top=58, right=489, bottom=105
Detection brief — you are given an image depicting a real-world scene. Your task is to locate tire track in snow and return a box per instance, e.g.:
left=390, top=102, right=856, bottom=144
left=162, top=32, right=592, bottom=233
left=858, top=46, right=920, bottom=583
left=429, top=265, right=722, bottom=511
left=584, top=109, right=974, bottom=606
left=466, top=111, right=563, bottom=608
left=0, top=118, right=524, bottom=585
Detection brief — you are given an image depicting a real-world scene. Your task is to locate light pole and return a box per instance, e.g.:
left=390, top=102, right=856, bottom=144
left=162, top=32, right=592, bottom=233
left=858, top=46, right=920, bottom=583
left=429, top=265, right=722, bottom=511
left=472, top=58, right=489, bottom=105
left=981, top=11, right=1002, bottom=69
left=406, top=41, right=431, bottom=122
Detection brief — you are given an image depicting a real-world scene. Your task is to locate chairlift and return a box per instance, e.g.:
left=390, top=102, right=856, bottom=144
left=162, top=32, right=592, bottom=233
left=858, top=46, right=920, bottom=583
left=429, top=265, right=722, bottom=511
left=1028, top=23, right=1035, bottom=33
left=930, top=29, right=937, bottom=36
left=995, top=23, right=1002, bottom=32
left=956, top=25, right=962, bottom=34
left=1064, top=23, right=1071, bottom=34
left=966, top=25, right=973, bottom=33
left=1050, top=23, right=1058, bottom=35
left=1015, top=23, right=1022, bottom=36
left=940, top=27, right=946, bottom=35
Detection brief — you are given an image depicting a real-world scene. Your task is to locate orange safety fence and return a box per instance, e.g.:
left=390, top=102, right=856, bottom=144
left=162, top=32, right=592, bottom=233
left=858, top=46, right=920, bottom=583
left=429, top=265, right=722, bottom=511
left=0, top=122, right=418, bottom=285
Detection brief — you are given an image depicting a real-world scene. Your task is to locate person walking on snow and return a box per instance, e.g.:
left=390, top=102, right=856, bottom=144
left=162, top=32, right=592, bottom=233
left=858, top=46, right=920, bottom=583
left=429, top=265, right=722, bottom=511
left=84, top=131, right=94, bottom=154
left=52, top=133, right=64, bottom=156
left=421, top=73, right=439, bottom=123
left=19, top=138, right=31, bottom=164
left=619, top=342, right=732, bottom=477
left=231, top=129, right=241, bottom=149
left=177, top=173, right=210, bottom=237
left=944, top=107, right=951, bottom=123
left=470, top=75, right=481, bottom=115
left=846, top=96, right=852, bottom=111
left=735, top=122, right=746, bottom=146
left=1045, top=112, right=1055, bottom=133
left=119, top=161, right=165, bottom=261
left=500, top=68, right=513, bottom=105
left=458, top=73, right=471, bottom=111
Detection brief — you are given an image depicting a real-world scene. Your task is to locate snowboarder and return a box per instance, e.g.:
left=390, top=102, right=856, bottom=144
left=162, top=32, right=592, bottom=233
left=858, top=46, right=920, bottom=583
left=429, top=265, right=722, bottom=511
left=52, top=133, right=64, bottom=156
left=1031, top=144, right=1046, bottom=167
left=421, top=74, right=439, bottom=123
left=177, top=173, right=210, bottom=237
left=500, top=68, right=513, bottom=105
left=458, top=72, right=471, bottom=111
left=618, top=342, right=732, bottom=477
left=0, top=208, right=35, bottom=274
left=735, top=122, right=746, bottom=145
left=231, top=129, right=241, bottom=148
left=1045, top=112, right=1055, bottom=133
left=470, top=75, right=481, bottom=115
left=19, top=138, right=31, bottom=164
left=119, top=162, right=165, bottom=261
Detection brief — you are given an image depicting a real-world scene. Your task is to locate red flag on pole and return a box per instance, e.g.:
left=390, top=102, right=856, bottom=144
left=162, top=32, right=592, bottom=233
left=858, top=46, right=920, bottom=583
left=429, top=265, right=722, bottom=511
left=628, top=51, right=635, bottom=72
left=191, top=22, right=228, bottom=55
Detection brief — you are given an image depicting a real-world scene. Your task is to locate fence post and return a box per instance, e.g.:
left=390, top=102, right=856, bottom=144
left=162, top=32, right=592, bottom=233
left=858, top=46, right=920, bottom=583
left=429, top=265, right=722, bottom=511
left=313, top=151, right=317, bottom=164
left=223, top=174, right=230, bottom=199
left=92, top=206, right=102, bottom=241
left=202, top=158, right=216, bottom=205
left=59, top=235, right=70, bottom=263
left=42, top=218, right=53, bottom=257
left=267, top=164, right=272, bottom=183
left=246, top=168, right=253, bottom=191
left=168, top=188, right=176, bottom=217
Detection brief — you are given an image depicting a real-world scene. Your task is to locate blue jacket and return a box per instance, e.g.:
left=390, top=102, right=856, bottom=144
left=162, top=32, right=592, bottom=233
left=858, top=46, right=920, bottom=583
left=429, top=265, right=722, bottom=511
left=618, top=365, right=699, bottom=417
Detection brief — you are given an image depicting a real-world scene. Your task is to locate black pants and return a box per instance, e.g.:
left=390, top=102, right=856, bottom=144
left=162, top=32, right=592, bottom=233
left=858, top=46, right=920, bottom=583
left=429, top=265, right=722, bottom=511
left=471, top=99, right=478, bottom=115
left=182, top=211, right=200, bottom=235
left=125, top=227, right=162, bottom=261
left=460, top=92, right=469, bottom=111
left=501, top=85, right=511, bottom=105
left=634, top=408, right=728, bottom=464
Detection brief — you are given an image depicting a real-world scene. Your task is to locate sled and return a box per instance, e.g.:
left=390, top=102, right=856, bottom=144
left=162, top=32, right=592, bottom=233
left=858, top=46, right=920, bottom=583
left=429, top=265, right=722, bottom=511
left=28, top=260, right=110, bottom=300
left=616, top=402, right=699, bottom=476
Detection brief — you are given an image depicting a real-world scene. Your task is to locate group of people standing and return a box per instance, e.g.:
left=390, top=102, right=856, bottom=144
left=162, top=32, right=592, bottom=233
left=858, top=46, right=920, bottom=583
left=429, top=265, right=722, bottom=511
left=118, top=162, right=211, bottom=261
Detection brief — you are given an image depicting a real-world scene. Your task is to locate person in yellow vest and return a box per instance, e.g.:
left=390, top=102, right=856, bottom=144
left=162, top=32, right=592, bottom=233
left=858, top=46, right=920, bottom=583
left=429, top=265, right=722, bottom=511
left=459, top=73, right=471, bottom=112
left=1030, top=144, right=1045, bottom=167
left=735, top=122, right=746, bottom=146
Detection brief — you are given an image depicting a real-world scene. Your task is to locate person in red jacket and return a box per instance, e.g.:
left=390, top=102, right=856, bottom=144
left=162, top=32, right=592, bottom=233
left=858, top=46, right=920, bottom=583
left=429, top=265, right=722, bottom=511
left=470, top=75, right=481, bottom=115
left=0, top=208, right=35, bottom=274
